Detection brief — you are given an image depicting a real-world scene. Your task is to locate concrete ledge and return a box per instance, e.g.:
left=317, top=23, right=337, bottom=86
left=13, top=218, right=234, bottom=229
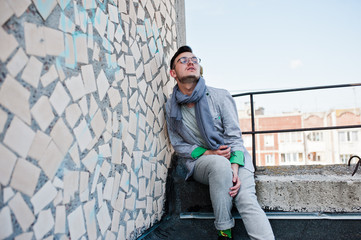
left=168, top=157, right=361, bottom=214
left=255, top=165, right=361, bottom=212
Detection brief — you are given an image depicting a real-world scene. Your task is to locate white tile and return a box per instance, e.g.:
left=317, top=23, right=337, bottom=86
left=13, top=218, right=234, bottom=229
left=63, top=170, right=79, bottom=204
left=82, top=0, right=96, bottom=9
left=82, top=149, right=98, bottom=173
left=55, top=205, right=66, bottom=234
left=24, top=22, right=46, bottom=57
left=78, top=96, right=88, bottom=115
left=4, top=116, right=35, bottom=158
left=57, top=0, right=71, bottom=10
left=7, top=47, right=28, bottom=78
left=50, top=81, right=71, bottom=115
left=136, top=63, right=144, bottom=80
left=92, top=41, right=100, bottom=61
left=135, top=210, right=145, bottom=229
left=97, top=182, right=104, bottom=207
left=128, top=110, right=137, bottom=135
left=138, top=177, right=146, bottom=199
left=111, top=138, right=122, bottom=165
left=110, top=210, right=120, bottom=233
left=0, top=28, right=18, bottom=62
left=38, top=141, right=64, bottom=180
left=74, top=33, right=88, bottom=63
left=43, top=26, right=65, bottom=56
left=108, top=3, right=119, bottom=23
left=50, top=118, right=73, bottom=155
left=111, top=171, right=120, bottom=207
left=119, top=169, right=130, bottom=193
left=69, top=143, right=80, bottom=167
left=10, top=158, right=40, bottom=196
left=78, top=9, right=88, bottom=33
left=107, top=87, right=121, bottom=109
left=8, top=192, right=35, bottom=231
left=88, top=94, right=98, bottom=118
left=96, top=69, right=110, bottom=101
left=55, top=59, right=66, bottom=81
left=136, top=199, right=146, bottom=209
left=0, top=0, right=14, bottom=25
left=114, top=24, right=124, bottom=44
left=118, top=0, right=127, bottom=13
left=67, top=205, right=86, bottom=240
left=100, top=160, right=111, bottom=178
left=130, top=169, right=138, bottom=189
left=83, top=199, right=97, bottom=240
left=59, top=12, right=75, bottom=34
left=97, top=204, right=111, bottom=236
left=79, top=171, right=89, bottom=193
left=112, top=111, right=119, bottom=133
left=64, top=33, right=75, bottom=67
left=94, top=7, right=108, bottom=37
left=0, top=206, right=13, bottom=239
left=99, top=143, right=111, bottom=158
left=53, top=176, right=63, bottom=189
left=123, top=133, right=135, bottom=156
left=3, top=187, right=15, bottom=203
left=114, top=190, right=125, bottom=212
left=33, top=209, right=54, bottom=239
left=107, top=21, right=115, bottom=42
left=65, top=103, right=82, bottom=128
left=65, top=74, right=86, bottom=101
left=14, top=232, right=33, bottom=240
left=31, top=96, right=54, bottom=131
left=102, top=36, right=114, bottom=53
left=0, top=144, right=17, bottom=186
left=103, top=177, right=113, bottom=200
left=53, top=190, right=63, bottom=207
left=129, top=90, right=138, bottom=109
left=81, top=64, right=97, bottom=94
left=90, top=164, right=100, bottom=193
left=40, top=64, right=59, bottom=87
left=91, top=109, right=106, bottom=140
left=125, top=192, right=135, bottom=210
left=33, top=0, right=56, bottom=20
left=31, top=180, right=57, bottom=214
left=130, top=41, right=141, bottom=63
left=125, top=55, right=136, bottom=74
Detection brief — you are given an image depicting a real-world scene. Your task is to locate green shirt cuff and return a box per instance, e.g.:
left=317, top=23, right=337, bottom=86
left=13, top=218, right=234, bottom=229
left=230, top=151, right=245, bottom=166
left=191, top=147, right=207, bottom=159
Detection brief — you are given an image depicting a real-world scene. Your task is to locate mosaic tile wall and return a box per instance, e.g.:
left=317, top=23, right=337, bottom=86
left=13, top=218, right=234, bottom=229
left=0, top=0, right=179, bottom=239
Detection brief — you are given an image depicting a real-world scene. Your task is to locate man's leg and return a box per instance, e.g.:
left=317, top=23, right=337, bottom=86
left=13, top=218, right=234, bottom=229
left=234, top=167, right=274, bottom=240
left=193, top=155, right=235, bottom=230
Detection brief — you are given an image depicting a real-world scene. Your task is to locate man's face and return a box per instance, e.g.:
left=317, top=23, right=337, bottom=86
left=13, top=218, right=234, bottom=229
left=170, top=52, right=201, bottom=84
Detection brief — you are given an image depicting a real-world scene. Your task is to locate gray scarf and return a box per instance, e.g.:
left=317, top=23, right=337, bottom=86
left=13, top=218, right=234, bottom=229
left=170, top=77, right=224, bottom=150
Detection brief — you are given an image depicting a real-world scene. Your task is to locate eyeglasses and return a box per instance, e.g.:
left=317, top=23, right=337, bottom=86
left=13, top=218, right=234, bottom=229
left=176, top=56, right=201, bottom=65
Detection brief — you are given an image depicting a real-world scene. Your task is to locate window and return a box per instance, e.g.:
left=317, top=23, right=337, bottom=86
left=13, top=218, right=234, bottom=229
left=340, top=154, right=352, bottom=164
left=307, top=132, right=323, bottom=142
left=339, top=131, right=359, bottom=143
left=243, top=135, right=252, bottom=148
left=265, top=154, right=275, bottom=165
left=281, top=152, right=303, bottom=164
left=279, top=132, right=303, bottom=143
left=264, top=135, right=274, bottom=147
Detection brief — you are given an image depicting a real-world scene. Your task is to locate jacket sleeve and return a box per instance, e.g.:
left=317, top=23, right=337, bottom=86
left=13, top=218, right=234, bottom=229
left=165, top=102, right=199, bottom=159
left=219, top=90, right=248, bottom=162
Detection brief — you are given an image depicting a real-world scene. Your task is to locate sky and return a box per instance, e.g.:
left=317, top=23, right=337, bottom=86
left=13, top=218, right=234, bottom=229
left=184, top=0, right=361, bottom=113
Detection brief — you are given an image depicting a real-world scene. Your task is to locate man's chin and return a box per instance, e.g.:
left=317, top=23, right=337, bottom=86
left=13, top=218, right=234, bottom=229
left=179, top=76, right=199, bottom=84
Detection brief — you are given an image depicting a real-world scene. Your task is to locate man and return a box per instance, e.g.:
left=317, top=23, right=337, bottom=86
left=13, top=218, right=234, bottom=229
left=165, top=46, right=275, bottom=240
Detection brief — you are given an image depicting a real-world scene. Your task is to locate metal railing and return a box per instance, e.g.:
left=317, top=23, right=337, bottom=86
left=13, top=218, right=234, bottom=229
left=232, top=83, right=361, bottom=169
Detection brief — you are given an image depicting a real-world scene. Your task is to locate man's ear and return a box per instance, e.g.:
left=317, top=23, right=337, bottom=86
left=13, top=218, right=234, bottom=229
left=170, top=69, right=177, bottom=78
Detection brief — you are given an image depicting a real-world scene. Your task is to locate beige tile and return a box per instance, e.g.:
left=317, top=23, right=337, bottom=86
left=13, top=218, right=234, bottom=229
left=65, top=75, right=86, bottom=101
left=33, top=209, right=54, bottom=239
left=31, top=181, right=57, bottom=214
left=81, top=64, right=97, bottom=94
left=40, top=64, right=59, bottom=87
left=67, top=205, right=86, bottom=240
left=65, top=103, right=81, bottom=128
left=6, top=47, right=28, bottom=78
left=82, top=0, right=96, bottom=9
left=94, top=7, right=108, bottom=37
left=31, top=96, right=54, bottom=131
left=74, top=33, right=88, bottom=64
left=33, top=0, right=57, bottom=20
left=0, top=206, right=12, bottom=239
left=27, top=130, right=51, bottom=161
left=10, top=158, right=40, bottom=196
left=38, top=141, right=64, bottom=180
left=82, top=149, right=98, bottom=173
left=74, top=118, right=92, bottom=152
left=0, top=0, right=14, bottom=25
left=59, top=12, right=75, bottom=33
left=0, top=29, right=18, bottom=62
left=50, top=118, right=73, bottom=155
left=97, top=204, right=111, bottom=236
left=54, top=205, right=66, bottom=234
left=83, top=199, right=97, bottom=240
left=0, top=144, right=17, bottom=185
left=50, top=81, right=71, bottom=115
left=43, top=26, right=65, bottom=56
left=4, top=116, right=35, bottom=158
left=24, top=22, right=46, bottom=57
left=8, top=192, right=35, bottom=231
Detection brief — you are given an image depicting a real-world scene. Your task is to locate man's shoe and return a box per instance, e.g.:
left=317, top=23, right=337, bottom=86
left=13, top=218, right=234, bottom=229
left=218, top=236, right=232, bottom=240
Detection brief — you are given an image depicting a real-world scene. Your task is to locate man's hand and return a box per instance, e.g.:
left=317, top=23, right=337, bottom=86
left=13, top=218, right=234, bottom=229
left=229, top=163, right=241, bottom=197
left=204, top=145, right=231, bottom=159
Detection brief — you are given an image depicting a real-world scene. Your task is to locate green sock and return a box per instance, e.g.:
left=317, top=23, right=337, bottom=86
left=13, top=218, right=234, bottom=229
left=218, top=229, right=232, bottom=238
